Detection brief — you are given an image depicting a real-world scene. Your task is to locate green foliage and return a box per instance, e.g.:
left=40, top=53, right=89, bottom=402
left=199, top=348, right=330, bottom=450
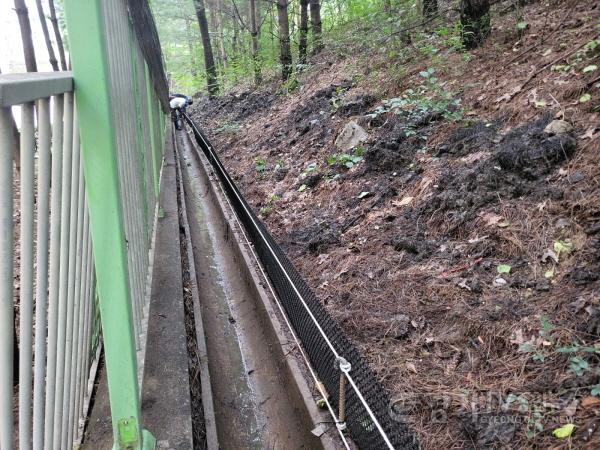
left=326, top=147, right=364, bottom=168
left=301, top=162, right=318, bottom=177
left=367, top=68, right=462, bottom=124
left=215, top=121, right=240, bottom=134
left=259, top=193, right=281, bottom=217
left=255, top=157, right=267, bottom=172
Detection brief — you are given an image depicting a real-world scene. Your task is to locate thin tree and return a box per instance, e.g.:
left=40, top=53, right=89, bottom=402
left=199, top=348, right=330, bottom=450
left=214, top=0, right=228, bottom=70
left=309, top=0, right=323, bottom=54
left=48, top=0, right=67, bottom=70
left=422, top=0, right=437, bottom=18
left=460, top=0, right=491, bottom=49
left=184, top=18, right=198, bottom=77
left=298, top=0, right=309, bottom=66
left=277, top=0, right=292, bottom=80
left=192, top=0, right=219, bottom=95
left=14, top=0, right=38, bottom=72
left=383, top=0, right=391, bottom=14
left=35, top=0, right=59, bottom=71
left=249, top=0, right=262, bottom=84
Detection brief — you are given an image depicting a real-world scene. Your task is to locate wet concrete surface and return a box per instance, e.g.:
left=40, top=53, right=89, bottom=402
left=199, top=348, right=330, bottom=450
left=176, top=129, right=322, bottom=450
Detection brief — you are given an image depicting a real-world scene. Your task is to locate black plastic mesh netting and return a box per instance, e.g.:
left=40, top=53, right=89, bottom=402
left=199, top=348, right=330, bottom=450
left=126, top=0, right=170, bottom=112
left=185, top=115, right=418, bottom=450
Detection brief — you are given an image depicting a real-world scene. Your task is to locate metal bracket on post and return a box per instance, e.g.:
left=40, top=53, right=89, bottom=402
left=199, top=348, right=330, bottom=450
left=117, top=417, right=139, bottom=450
left=336, top=356, right=352, bottom=432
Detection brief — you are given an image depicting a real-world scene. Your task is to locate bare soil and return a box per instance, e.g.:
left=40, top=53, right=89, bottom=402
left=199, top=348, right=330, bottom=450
left=190, top=1, right=600, bottom=448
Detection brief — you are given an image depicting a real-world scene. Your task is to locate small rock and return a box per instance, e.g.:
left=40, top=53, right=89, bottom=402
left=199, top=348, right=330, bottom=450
left=389, top=314, right=411, bottom=339
left=586, top=223, right=600, bottom=235
left=493, top=277, right=508, bottom=286
left=555, top=217, right=571, bottom=229
left=544, top=119, right=573, bottom=135
left=335, top=121, right=369, bottom=152
left=568, top=171, right=585, bottom=183
left=535, top=279, right=551, bottom=291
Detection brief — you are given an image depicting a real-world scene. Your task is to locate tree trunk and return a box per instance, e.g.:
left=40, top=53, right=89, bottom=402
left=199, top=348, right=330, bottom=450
left=277, top=0, right=292, bottom=80
left=14, top=0, right=38, bottom=72
left=48, top=0, right=67, bottom=70
left=422, top=0, right=437, bottom=18
left=460, top=0, right=491, bottom=49
left=184, top=18, right=198, bottom=78
left=383, top=0, right=391, bottom=14
left=309, top=0, right=323, bottom=54
left=193, top=0, right=219, bottom=95
left=34, top=0, right=59, bottom=71
left=215, top=0, right=228, bottom=70
left=249, top=0, right=262, bottom=84
left=232, top=3, right=239, bottom=58
left=299, top=0, right=309, bottom=66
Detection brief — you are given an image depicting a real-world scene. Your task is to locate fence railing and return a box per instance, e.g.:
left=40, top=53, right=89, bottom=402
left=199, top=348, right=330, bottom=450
left=0, top=74, right=101, bottom=450
left=0, top=0, right=168, bottom=449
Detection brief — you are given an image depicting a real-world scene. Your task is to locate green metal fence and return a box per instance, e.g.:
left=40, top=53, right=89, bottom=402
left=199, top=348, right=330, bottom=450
left=0, top=1, right=168, bottom=449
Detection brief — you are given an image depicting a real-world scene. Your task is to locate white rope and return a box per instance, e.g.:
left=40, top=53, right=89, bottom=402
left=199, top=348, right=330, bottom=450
left=184, top=116, right=396, bottom=450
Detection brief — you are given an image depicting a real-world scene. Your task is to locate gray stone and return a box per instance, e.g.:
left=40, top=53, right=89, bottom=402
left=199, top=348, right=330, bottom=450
left=335, top=120, right=369, bottom=151
left=544, top=119, right=573, bottom=135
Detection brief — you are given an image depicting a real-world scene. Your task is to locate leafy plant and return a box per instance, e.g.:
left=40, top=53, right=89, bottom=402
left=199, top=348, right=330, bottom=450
left=367, top=68, right=463, bottom=123
left=301, top=162, right=318, bottom=177
left=259, top=193, right=281, bottom=217
left=326, top=147, right=364, bottom=168
left=255, top=157, right=267, bottom=172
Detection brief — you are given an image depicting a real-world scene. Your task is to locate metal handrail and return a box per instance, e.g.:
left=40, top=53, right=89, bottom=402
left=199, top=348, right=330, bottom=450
left=0, top=72, right=73, bottom=106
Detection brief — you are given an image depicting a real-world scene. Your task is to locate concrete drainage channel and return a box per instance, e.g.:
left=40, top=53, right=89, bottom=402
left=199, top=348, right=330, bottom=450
left=172, top=127, right=338, bottom=450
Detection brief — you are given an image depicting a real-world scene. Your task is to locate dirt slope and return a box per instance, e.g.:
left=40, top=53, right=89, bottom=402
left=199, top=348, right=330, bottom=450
left=190, top=1, right=600, bottom=448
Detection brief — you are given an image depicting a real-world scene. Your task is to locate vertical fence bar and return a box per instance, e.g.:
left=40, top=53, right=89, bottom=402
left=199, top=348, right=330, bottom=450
left=145, top=65, right=160, bottom=201
left=18, top=102, right=35, bottom=450
left=60, top=113, right=81, bottom=450
left=44, top=94, right=65, bottom=450
left=63, top=1, right=156, bottom=448
left=66, top=157, right=85, bottom=449
left=52, top=92, right=74, bottom=450
left=33, top=97, right=52, bottom=450
left=0, top=107, right=15, bottom=450
left=72, top=206, right=90, bottom=444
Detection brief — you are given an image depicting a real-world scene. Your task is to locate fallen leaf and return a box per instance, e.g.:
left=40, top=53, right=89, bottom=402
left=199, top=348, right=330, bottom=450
left=497, top=264, right=512, bottom=274
left=553, top=423, right=575, bottom=439
left=582, top=396, right=600, bottom=408
left=397, top=196, right=414, bottom=206
left=542, top=249, right=559, bottom=264
left=510, top=329, right=527, bottom=345
left=456, top=278, right=471, bottom=291
left=564, top=399, right=579, bottom=416
left=406, top=362, right=417, bottom=373
left=481, top=212, right=503, bottom=226
left=582, top=127, right=599, bottom=140
left=468, top=235, right=488, bottom=244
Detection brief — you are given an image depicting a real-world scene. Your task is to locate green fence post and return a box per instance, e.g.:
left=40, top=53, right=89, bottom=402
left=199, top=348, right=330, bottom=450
left=62, top=1, right=155, bottom=449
